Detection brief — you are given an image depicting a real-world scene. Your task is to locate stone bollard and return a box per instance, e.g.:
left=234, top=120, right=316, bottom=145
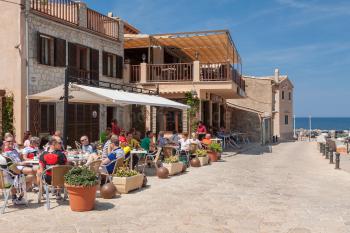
left=320, top=143, right=324, bottom=155
left=329, top=149, right=334, bottom=164
left=326, top=149, right=330, bottom=159
left=335, top=152, right=340, bottom=169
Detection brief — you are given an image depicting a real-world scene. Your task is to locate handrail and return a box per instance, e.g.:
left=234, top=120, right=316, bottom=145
left=130, top=65, right=140, bottom=83
left=86, top=8, right=120, bottom=40
left=30, top=0, right=79, bottom=25
left=147, top=63, right=193, bottom=82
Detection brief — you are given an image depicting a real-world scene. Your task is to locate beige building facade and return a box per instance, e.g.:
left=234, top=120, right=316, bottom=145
left=228, top=69, right=294, bottom=143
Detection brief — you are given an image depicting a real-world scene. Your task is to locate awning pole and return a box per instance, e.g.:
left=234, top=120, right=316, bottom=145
left=63, top=68, right=69, bottom=148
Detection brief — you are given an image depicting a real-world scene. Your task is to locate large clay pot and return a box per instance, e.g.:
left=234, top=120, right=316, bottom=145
left=66, top=185, right=97, bottom=212
left=207, top=151, right=218, bottom=162
left=190, top=158, right=201, bottom=167
left=100, top=183, right=117, bottom=199
left=157, top=167, right=169, bottom=179
left=142, top=175, right=148, bottom=187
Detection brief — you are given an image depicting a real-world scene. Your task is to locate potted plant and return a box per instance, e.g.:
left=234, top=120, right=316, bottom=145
left=162, top=156, right=184, bottom=176
left=207, top=142, right=223, bottom=162
left=112, top=168, right=144, bottom=194
left=195, top=149, right=209, bottom=166
left=64, top=166, right=98, bottom=212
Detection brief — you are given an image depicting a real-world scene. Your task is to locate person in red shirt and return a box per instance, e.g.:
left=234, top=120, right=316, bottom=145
left=38, top=136, right=67, bottom=196
left=22, top=137, right=40, bottom=160
left=111, top=119, right=121, bottom=136
left=196, top=121, right=207, bottom=140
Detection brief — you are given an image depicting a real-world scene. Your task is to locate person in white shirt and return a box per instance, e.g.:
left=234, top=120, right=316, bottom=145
left=179, top=133, right=190, bottom=152
left=189, top=133, right=202, bottom=149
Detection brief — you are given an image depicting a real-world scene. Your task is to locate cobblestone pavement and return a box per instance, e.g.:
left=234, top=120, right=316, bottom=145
left=1, top=141, right=350, bottom=233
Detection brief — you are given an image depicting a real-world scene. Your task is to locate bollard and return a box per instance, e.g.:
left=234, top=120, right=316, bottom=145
left=320, top=143, right=324, bottom=155
left=319, top=143, right=322, bottom=152
left=329, top=149, right=334, bottom=164
left=326, top=149, right=330, bottom=159
left=335, top=152, right=340, bottom=169
left=324, top=145, right=329, bottom=157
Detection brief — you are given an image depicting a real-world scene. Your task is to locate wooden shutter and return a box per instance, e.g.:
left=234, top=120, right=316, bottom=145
left=54, top=37, right=66, bottom=67
left=90, top=49, right=99, bottom=81
left=37, top=32, right=42, bottom=64
left=68, top=43, right=77, bottom=68
left=116, top=55, right=123, bottom=79
left=102, top=52, right=108, bottom=76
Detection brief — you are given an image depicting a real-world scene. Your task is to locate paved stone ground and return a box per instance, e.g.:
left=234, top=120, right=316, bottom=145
left=1, top=141, right=350, bottom=233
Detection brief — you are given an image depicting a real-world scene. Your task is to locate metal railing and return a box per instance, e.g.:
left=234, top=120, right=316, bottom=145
left=67, top=67, right=98, bottom=81
left=87, top=8, right=120, bottom=40
left=200, top=63, right=231, bottom=81
left=147, top=63, right=193, bottom=82
left=30, top=0, right=79, bottom=25
left=130, top=65, right=140, bottom=83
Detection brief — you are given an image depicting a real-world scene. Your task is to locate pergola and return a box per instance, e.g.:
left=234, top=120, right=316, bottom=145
left=124, top=30, right=242, bottom=65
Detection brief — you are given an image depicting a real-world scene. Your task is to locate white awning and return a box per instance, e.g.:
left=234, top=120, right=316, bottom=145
left=28, top=84, right=189, bottom=110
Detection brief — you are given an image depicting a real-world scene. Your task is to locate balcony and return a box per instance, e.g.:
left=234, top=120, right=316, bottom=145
left=128, top=62, right=245, bottom=98
left=30, top=0, right=120, bottom=40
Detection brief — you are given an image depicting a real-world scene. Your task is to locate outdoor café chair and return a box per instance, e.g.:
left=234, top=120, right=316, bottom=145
left=142, top=147, right=162, bottom=173
left=37, top=165, right=73, bottom=210
left=88, top=159, right=102, bottom=175
left=100, top=157, right=124, bottom=183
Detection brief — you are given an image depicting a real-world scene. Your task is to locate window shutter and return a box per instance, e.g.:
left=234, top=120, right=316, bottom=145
left=37, top=32, right=42, bottom=64
left=29, top=100, right=40, bottom=136
left=68, top=43, right=77, bottom=68
left=102, top=52, right=108, bottom=76
left=90, top=49, right=99, bottom=81
left=116, top=55, right=123, bottom=79
left=54, top=37, right=66, bottom=67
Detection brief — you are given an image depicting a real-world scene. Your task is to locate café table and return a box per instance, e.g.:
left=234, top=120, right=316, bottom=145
left=130, top=149, right=147, bottom=170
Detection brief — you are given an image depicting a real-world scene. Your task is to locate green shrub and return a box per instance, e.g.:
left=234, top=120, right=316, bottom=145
left=209, top=142, right=223, bottom=153
left=164, top=156, right=179, bottom=163
left=195, top=149, right=207, bottom=157
left=64, top=166, right=98, bottom=187
left=114, top=168, right=138, bottom=177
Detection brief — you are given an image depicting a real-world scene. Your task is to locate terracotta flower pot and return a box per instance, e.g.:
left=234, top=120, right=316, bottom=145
left=66, top=184, right=97, bottom=212
left=207, top=151, right=218, bottom=162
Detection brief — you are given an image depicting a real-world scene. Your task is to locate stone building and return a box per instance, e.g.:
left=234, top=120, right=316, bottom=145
left=0, top=0, right=130, bottom=142
left=227, top=69, right=294, bottom=143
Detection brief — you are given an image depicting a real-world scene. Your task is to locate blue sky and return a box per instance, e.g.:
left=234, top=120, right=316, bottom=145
left=85, top=0, right=350, bottom=117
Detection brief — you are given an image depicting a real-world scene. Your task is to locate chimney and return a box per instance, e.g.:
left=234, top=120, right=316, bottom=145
left=274, top=68, right=279, bottom=83
left=107, top=12, right=113, bottom=17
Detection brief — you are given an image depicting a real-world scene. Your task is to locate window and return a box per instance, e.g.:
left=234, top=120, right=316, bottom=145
left=285, top=115, right=289, bottom=125
left=37, top=32, right=66, bottom=67
left=289, top=92, right=292, bottom=100
left=282, top=91, right=285, bottom=100
left=103, top=52, right=123, bottom=79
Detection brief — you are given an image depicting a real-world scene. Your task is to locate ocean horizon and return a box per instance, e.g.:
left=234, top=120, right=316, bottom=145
left=296, top=117, right=350, bottom=130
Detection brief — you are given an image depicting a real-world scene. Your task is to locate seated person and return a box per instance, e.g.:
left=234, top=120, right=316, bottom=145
left=119, top=130, right=127, bottom=143
left=157, top=131, right=168, bottom=147
left=179, top=133, right=190, bottom=152
left=141, top=131, right=155, bottom=152
left=38, top=136, right=67, bottom=185
left=126, top=132, right=140, bottom=149
left=169, top=130, right=180, bottom=145
left=2, top=135, right=36, bottom=204
left=189, top=133, right=202, bottom=149
left=101, top=135, right=125, bottom=174
left=22, top=137, right=41, bottom=160
left=202, top=134, right=212, bottom=146
left=80, top=135, right=96, bottom=154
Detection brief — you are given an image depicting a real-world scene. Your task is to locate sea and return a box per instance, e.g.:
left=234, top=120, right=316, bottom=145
left=296, top=117, right=350, bottom=131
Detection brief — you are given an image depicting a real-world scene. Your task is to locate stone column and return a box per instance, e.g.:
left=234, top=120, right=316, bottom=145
left=193, top=60, right=200, bottom=82
left=145, top=105, right=151, bottom=131
left=182, top=109, right=188, bottom=133
left=124, top=63, right=131, bottom=83
left=152, top=107, right=157, bottom=134
left=140, top=63, right=147, bottom=83
left=77, top=2, right=87, bottom=28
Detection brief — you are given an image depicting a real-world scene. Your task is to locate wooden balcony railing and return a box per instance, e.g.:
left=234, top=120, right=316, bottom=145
left=87, top=8, right=120, bottom=40
left=147, top=63, right=193, bottom=82
left=30, top=0, right=79, bottom=25
left=130, top=65, right=140, bottom=83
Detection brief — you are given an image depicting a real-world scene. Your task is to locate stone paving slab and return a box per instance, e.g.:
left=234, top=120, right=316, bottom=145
left=1, top=141, right=350, bottom=233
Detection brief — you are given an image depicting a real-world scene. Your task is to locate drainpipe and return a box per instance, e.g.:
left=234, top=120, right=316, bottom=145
left=25, top=0, right=30, bottom=131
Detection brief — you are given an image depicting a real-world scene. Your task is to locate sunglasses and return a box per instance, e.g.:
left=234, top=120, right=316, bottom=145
left=5, top=141, right=13, bottom=143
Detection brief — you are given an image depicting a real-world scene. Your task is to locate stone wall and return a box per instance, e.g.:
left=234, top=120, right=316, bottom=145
left=228, top=107, right=261, bottom=142
left=27, top=13, right=125, bottom=133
